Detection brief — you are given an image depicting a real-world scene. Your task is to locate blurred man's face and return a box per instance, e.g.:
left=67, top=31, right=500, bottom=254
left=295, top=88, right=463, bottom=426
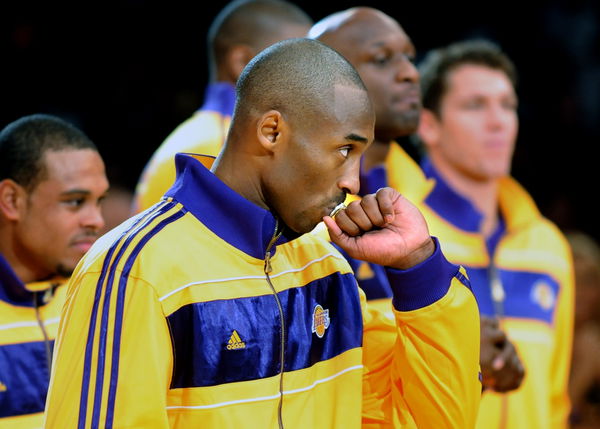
left=316, top=9, right=421, bottom=141
left=15, top=149, right=108, bottom=280
left=424, top=64, right=518, bottom=182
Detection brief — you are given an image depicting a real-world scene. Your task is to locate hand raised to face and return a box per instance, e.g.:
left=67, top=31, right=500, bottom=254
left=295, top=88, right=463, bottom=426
left=323, top=187, right=434, bottom=270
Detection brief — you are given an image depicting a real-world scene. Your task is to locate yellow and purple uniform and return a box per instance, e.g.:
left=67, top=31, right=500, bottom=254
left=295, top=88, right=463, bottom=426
left=45, top=153, right=481, bottom=428
left=351, top=143, right=574, bottom=429
left=0, top=255, right=66, bottom=429
left=132, top=82, right=235, bottom=213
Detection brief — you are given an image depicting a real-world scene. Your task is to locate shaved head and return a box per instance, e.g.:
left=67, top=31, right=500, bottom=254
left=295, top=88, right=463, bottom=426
left=235, top=37, right=368, bottom=130
left=308, top=7, right=393, bottom=44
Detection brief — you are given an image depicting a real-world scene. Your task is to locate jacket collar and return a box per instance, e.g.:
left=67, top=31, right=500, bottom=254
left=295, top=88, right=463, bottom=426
left=0, top=253, right=59, bottom=306
left=199, top=82, right=236, bottom=117
left=421, top=157, right=483, bottom=233
left=165, top=153, right=297, bottom=260
left=421, top=157, right=541, bottom=234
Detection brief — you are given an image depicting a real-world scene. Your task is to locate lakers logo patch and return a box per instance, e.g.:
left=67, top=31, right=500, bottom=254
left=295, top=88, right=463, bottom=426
left=311, top=304, right=330, bottom=338
left=530, top=280, right=556, bottom=311
left=226, top=330, right=246, bottom=350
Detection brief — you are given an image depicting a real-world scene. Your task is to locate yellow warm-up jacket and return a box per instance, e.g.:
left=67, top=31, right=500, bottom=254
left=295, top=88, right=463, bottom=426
left=45, top=153, right=481, bottom=428
left=350, top=142, right=574, bottom=429
left=0, top=255, right=66, bottom=428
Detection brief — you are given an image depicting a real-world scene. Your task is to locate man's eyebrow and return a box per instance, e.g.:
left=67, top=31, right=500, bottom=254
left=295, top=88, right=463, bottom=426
left=345, top=133, right=369, bottom=144
left=60, top=189, right=91, bottom=196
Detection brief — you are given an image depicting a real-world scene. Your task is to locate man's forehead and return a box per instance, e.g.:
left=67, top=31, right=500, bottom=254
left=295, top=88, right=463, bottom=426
left=40, top=149, right=104, bottom=183
left=43, top=148, right=98, bottom=164
left=332, top=84, right=373, bottom=121
left=318, top=12, right=410, bottom=54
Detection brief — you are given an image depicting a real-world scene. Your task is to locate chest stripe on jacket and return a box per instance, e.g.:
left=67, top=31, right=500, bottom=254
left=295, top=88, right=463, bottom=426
left=168, top=272, right=362, bottom=388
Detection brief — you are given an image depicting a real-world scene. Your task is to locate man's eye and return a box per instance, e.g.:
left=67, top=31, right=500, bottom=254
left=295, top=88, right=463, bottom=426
left=64, top=198, right=84, bottom=207
left=372, top=55, right=389, bottom=66
left=464, top=100, right=484, bottom=109
left=339, top=147, right=350, bottom=158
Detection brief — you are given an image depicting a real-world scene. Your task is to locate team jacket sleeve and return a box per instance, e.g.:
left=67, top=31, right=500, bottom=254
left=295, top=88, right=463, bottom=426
left=549, top=248, right=575, bottom=429
left=44, top=269, right=173, bottom=428
left=360, top=238, right=482, bottom=428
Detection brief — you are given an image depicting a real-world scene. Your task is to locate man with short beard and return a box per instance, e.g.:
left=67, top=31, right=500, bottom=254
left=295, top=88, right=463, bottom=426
left=0, top=114, right=108, bottom=427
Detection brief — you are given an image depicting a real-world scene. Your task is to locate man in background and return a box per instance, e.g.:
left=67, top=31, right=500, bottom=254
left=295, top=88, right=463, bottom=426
left=0, top=114, right=108, bottom=427
left=132, top=0, right=313, bottom=213
left=416, top=39, right=573, bottom=428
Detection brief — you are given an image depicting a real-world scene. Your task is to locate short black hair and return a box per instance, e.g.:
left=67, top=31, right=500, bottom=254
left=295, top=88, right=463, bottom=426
left=208, top=0, right=313, bottom=70
left=235, top=37, right=367, bottom=128
left=419, top=39, right=518, bottom=116
left=0, top=114, right=98, bottom=190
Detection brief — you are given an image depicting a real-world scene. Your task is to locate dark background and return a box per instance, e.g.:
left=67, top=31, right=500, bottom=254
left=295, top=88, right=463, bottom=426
left=2, top=0, right=599, bottom=241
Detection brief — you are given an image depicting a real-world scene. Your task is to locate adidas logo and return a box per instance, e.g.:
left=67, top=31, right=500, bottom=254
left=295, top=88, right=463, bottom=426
left=226, top=330, right=246, bottom=350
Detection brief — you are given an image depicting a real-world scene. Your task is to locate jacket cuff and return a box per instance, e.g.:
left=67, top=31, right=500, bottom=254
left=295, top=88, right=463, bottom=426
left=387, top=237, right=459, bottom=311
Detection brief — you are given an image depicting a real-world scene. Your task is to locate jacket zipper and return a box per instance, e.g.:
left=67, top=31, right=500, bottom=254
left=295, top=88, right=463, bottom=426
left=489, top=253, right=508, bottom=429
left=34, top=290, right=53, bottom=380
left=489, top=263, right=505, bottom=318
left=264, top=220, right=285, bottom=429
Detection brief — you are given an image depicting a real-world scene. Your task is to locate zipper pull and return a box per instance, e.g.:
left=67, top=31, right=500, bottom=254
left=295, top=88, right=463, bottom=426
left=491, top=275, right=505, bottom=303
left=264, top=251, right=272, bottom=274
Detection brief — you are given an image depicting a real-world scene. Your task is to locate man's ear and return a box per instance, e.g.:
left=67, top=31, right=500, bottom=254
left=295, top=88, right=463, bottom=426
left=417, top=108, right=441, bottom=149
left=226, top=44, right=256, bottom=82
left=257, top=110, right=286, bottom=154
left=0, top=179, right=25, bottom=221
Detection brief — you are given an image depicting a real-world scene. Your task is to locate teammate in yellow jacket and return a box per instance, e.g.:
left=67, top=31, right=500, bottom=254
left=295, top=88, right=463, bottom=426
left=416, top=39, right=573, bottom=429
left=0, top=114, right=108, bottom=428
left=45, top=38, right=481, bottom=428
left=132, top=0, right=313, bottom=213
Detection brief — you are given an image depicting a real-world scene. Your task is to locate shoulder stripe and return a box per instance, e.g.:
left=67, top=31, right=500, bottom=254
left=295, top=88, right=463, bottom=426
left=454, top=270, right=472, bottom=290
left=78, top=200, right=175, bottom=429
left=91, top=203, right=182, bottom=428
left=104, top=207, right=186, bottom=428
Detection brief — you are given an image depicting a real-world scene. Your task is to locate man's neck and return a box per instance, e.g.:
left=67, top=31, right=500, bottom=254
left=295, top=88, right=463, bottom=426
left=430, top=159, right=500, bottom=238
left=0, top=236, right=38, bottom=285
left=211, top=147, right=269, bottom=211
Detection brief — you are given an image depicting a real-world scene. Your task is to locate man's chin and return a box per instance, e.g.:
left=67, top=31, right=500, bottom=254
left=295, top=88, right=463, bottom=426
left=289, top=224, right=315, bottom=236
left=56, top=263, right=75, bottom=279
left=286, top=217, right=320, bottom=236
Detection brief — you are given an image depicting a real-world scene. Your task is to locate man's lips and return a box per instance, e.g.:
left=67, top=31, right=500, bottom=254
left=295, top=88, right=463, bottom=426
left=71, top=237, right=97, bottom=252
left=392, top=86, right=421, bottom=106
